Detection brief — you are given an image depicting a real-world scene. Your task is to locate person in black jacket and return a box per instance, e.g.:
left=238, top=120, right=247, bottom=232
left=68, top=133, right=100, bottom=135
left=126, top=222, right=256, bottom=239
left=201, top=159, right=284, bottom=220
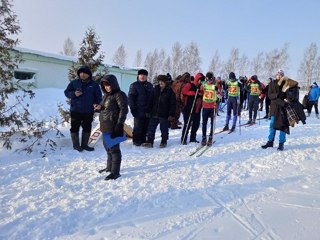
left=128, top=69, right=153, bottom=146
left=94, top=74, right=128, bottom=180
left=142, top=75, right=176, bottom=148
left=64, top=65, right=102, bottom=152
left=263, top=78, right=272, bottom=119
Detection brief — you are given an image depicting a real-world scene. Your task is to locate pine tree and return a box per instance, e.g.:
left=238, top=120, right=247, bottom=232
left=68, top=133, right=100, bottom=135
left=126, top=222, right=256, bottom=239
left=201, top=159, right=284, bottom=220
left=68, top=27, right=108, bottom=81
left=0, top=0, right=62, bottom=153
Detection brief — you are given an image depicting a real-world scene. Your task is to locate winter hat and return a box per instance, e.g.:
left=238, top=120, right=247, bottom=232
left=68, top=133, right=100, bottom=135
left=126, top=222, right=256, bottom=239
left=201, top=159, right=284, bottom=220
left=206, top=72, right=214, bottom=80
left=77, top=65, right=92, bottom=78
left=138, top=69, right=148, bottom=76
left=157, top=74, right=168, bottom=83
left=277, top=69, right=284, bottom=77
left=229, top=72, right=236, bottom=80
left=251, top=75, right=258, bottom=81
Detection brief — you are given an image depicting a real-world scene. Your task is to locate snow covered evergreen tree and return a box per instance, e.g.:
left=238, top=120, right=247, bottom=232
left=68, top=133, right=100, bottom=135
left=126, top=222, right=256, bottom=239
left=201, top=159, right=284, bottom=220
left=112, top=44, right=127, bottom=66
left=61, top=37, right=77, bottom=56
left=68, top=27, right=107, bottom=81
left=0, top=0, right=60, bottom=153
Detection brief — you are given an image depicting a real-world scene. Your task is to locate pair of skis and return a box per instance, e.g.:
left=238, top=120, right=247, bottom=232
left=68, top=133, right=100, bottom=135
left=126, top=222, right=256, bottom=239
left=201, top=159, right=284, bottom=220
left=189, top=141, right=216, bottom=157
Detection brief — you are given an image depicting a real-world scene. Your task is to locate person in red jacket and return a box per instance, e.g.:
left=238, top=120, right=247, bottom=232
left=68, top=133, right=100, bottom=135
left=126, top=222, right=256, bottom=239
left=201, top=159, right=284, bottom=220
left=200, top=72, right=221, bottom=146
left=181, top=73, right=204, bottom=144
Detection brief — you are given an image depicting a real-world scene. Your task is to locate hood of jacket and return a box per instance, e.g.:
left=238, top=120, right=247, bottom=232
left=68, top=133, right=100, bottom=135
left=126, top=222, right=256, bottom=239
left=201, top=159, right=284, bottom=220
left=100, top=74, right=120, bottom=93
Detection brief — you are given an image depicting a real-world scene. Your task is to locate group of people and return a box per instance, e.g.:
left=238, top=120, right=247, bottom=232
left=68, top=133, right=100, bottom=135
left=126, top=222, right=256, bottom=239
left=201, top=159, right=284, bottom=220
left=64, top=65, right=311, bottom=180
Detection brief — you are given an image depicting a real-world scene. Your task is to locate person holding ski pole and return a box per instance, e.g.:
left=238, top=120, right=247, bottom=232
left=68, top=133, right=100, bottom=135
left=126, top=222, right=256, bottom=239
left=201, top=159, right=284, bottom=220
left=245, top=75, right=262, bottom=124
left=200, top=72, right=220, bottom=146
left=222, top=72, right=242, bottom=132
left=181, top=73, right=204, bottom=144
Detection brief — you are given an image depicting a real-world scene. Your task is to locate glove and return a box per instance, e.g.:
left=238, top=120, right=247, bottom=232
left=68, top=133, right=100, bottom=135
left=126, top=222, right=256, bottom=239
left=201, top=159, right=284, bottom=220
left=196, top=84, right=201, bottom=90
left=168, top=116, right=175, bottom=122
left=111, top=123, right=124, bottom=139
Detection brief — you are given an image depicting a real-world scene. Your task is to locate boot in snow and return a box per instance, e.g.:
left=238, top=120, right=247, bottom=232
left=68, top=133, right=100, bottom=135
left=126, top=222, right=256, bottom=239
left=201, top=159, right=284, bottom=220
left=71, top=132, right=83, bottom=152
left=159, top=139, right=167, bottom=148
left=81, top=132, right=94, bottom=151
left=207, top=136, right=213, bottom=146
left=277, top=143, right=284, bottom=151
left=201, top=136, right=207, bottom=146
left=223, top=125, right=229, bottom=131
left=261, top=141, right=273, bottom=149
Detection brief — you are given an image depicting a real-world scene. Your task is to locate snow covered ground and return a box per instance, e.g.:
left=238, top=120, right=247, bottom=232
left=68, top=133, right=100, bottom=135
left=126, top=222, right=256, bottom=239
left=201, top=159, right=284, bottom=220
left=1, top=88, right=320, bottom=240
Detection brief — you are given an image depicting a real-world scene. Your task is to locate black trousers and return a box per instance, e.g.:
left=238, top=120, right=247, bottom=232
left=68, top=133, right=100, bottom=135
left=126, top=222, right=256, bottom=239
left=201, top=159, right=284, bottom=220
left=133, top=116, right=150, bottom=144
left=70, top=111, right=94, bottom=133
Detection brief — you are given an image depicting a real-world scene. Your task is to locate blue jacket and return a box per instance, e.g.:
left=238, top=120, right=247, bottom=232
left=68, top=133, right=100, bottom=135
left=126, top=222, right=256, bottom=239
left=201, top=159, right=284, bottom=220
left=308, top=85, right=319, bottom=102
left=128, top=80, right=153, bottom=117
left=64, top=78, right=102, bottom=113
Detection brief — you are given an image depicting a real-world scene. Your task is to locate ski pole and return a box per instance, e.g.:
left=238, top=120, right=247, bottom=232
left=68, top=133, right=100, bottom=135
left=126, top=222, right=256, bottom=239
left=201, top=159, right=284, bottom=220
left=181, top=88, right=199, bottom=144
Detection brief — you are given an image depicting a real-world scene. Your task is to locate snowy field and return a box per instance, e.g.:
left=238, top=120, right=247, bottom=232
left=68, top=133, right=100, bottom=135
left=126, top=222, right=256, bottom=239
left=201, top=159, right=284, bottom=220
left=1, top=88, right=320, bottom=240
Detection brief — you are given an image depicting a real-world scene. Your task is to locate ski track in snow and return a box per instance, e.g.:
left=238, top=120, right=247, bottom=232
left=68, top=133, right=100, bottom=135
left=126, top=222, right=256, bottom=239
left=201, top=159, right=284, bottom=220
left=1, top=97, right=320, bottom=240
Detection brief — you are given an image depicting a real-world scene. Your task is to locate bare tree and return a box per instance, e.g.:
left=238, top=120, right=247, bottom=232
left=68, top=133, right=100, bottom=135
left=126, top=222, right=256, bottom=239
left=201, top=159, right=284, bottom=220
left=112, top=44, right=127, bottom=66
left=133, top=49, right=142, bottom=67
left=264, top=43, right=290, bottom=79
left=208, top=50, right=222, bottom=76
left=61, top=37, right=77, bottom=56
left=238, top=54, right=249, bottom=77
left=251, top=52, right=265, bottom=79
left=144, top=49, right=159, bottom=84
left=224, top=48, right=240, bottom=77
left=162, top=56, right=172, bottom=75
left=181, top=41, right=201, bottom=74
left=314, top=56, right=320, bottom=87
left=171, top=41, right=183, bottom=78
left=298, top=42, right=317, bottom=88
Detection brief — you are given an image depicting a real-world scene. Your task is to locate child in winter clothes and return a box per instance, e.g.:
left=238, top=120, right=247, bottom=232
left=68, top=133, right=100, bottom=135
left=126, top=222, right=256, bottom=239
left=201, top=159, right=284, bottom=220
left=142, top=75, right=176, bottom=148
left=200, top=72, right=220, bottom=146
left=223, top=72, right=242, bottom=132
left=245, top=75, right=262, bottom=124
left=95, top=74, right=128, bottom=180
left=181, top=73, right=204, bottom=144
left=307, top=82, right=319, bottom=118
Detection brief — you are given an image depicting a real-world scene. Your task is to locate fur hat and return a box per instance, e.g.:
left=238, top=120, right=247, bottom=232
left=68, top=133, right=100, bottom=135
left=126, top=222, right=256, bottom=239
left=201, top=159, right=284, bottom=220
left=157, top=74, right=168, bottom=83
left=77, top=65, right=92, bottom=78
left=229, top=72, right=236, bottom=80
left=138, top=69, right=148, bottom=76
left=277, top=69, right=284, bottom=77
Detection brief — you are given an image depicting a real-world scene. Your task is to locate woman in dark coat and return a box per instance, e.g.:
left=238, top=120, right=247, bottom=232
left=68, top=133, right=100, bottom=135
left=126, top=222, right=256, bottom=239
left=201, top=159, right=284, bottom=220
left=95, top=74, right=128, bottom=180
left=261, top=70, right=289, bottom=151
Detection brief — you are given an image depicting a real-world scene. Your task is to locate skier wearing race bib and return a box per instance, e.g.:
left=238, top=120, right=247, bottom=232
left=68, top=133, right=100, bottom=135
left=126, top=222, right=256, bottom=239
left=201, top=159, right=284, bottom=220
left=200, top=72, right=221, bottom=146
left=223, top=72, right=242, bottom=132
left=245, top=75, right=262, bottom=124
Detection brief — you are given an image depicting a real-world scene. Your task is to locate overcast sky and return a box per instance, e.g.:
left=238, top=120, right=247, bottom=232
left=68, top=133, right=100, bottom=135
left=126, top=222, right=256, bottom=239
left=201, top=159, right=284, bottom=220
left=12, top=0, right=320, bottom=78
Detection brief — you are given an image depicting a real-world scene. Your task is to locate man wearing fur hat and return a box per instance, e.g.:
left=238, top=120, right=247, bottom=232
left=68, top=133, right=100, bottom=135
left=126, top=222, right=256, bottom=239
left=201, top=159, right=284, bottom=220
left=64, top=65, right=102, bottom=152
left=128, top=69, right=153, bottom=146
left=261, top=69, right=289, bottom=151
